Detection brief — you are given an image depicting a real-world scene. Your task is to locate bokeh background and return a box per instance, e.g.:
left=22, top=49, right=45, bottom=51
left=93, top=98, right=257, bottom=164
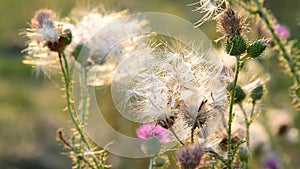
left=1, top=0, right=300, bottom=168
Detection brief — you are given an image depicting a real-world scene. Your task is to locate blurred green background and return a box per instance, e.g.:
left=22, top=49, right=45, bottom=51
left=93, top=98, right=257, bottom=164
left=0, top=0, right=300, bottom=168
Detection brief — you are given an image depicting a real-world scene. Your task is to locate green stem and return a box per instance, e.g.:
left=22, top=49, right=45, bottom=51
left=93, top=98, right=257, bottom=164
left=227, top=56, right=241, bottom=169
left=238, top=103, right=248, bottom=124
left=247, top=100, right=256, bottom=146
left=238, top=103, right=249, bottom=169
left=58, top=52, right=100, bottom=168
left=251, top=0, right=300, bottom=85
left=149, top=156, right=154, bottom=169
left=58, top=130, right=95, bottom=169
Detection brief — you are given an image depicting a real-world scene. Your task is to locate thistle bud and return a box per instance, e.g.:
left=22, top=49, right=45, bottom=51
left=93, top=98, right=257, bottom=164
left=176, top=144, right=204, bottom=169
left=234, top=85, right=246, bottom=103
left=250, top=85, right=264, bottom=101
left=296, top=87, right=300, bottom=98
left=247, top=39, right=268, bottom=58
left=154, top=157, right=166, bottom=167
left=225, top=35, right=247, bottom=56
left=238, top=145, right=251, bottom=162
left=226, top=82, right=234, bottom=91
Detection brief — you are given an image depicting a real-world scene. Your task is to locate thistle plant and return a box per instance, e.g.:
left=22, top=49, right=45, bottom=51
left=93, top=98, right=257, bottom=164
left=22, top=5, right=148, bottom=168
left=21, top=1, right=300, bottom=169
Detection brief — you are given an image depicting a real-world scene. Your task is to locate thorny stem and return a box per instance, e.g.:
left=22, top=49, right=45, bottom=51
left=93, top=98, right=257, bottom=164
left=205, top=148, right=227, bottom=164
left=240, top=101, right=256, bottom=169
left=238, top=103, right=250, bottom=169
left=227, top=56, right=241, bottom=169
left=247, top=0, right=300, bottom=85
left=58, top=52, right=100, bottom=168
left=57, top=130, right=96, bottom=169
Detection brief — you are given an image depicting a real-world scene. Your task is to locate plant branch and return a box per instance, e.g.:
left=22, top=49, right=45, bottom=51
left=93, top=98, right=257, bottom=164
left=58, top=52, right=100, bottom=168
left=227, top=56, right=241, bottom=169
left=251, top=0, right=299, bottom=85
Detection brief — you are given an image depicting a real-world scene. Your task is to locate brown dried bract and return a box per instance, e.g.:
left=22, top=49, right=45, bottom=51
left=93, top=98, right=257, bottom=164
left=217, top=5, right=243, bottom=37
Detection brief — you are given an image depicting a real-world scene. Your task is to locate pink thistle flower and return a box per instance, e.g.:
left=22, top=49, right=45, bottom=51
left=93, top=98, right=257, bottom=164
left=136, top=123, right=170, bottom=143
left=273, top=23, right=290, bottom=39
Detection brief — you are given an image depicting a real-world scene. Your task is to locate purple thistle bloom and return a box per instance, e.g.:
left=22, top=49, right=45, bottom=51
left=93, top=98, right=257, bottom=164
left=262, top=153, right=281, bottom=169
left=176, top=144, right=204, bottom=169
left=274, top=24, right=290, bottom=39
left=136, top=123, right=170, bottom=143
left=262, top=38, right=269, bottom=45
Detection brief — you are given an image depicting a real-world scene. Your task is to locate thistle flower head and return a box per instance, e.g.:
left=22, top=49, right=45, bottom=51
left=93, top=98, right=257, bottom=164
left=176, top=144, right=204, bottom=169
left=68, top=8, right=149, bottom=86
left=136, top=123, right=170, bottom=143
left=190, top=0, right=226, bottom=27
left=262, top=152, right=281, bottom=169
left=31, top=9, right=56, bottom=28
left=112, top=41, right=228, bottom=143
left=273, top=23, right=290, bottom=39
left=22, top=9, right=74, bottom=77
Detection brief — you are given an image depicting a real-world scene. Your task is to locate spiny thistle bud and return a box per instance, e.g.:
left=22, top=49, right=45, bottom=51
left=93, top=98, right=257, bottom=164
left=154, top=156, right=166, bottom=167
left=247, top=39, right=268, bottom=58
left=217, top=4, right=243, bottom=37
left=225, top=35, right=247, bottom=56
left=226, top=82, right=234, bottom=91
left=234, top=85, right=246, bottom=104
left=238, top=145, right=251, bottom=162
left=296, top=87, right=300, bottom=98
left=176, top=144, right=204, bottom=169
left=250, top=85, right=264, bottom=101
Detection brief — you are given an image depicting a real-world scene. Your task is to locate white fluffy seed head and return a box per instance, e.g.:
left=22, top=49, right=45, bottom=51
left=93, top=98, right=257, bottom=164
left=189, top=0, right=226, bottom=27
left=22, top=10, right=73, bottom=77
left=112, top=41, right=228, bottom=142
left=68, top=8, right=150, bottom=86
